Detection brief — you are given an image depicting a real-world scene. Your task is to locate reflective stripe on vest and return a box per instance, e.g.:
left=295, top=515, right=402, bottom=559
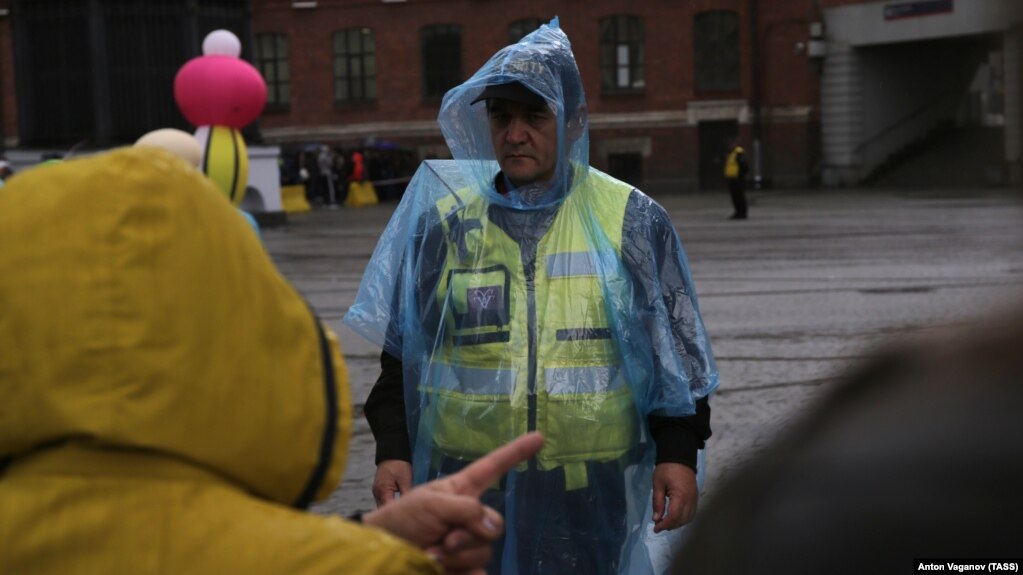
left=427, top=362, right=517, bottom=395
left=546, top=251, right=598, bottom=277
left=545, top=365, right=628, bottom=395
left=424, top=173, right=639, bottom=485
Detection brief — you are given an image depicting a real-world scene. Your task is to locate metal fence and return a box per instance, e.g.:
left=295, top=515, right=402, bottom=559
left=12, top=0, right=253, bottom=148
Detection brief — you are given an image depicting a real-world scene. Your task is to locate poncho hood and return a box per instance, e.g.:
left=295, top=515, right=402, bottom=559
left=438, top=17, right=588, bottom=210
left=0, top=147, right=351, bottom=508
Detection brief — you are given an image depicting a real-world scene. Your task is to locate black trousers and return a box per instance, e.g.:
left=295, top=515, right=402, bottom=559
left=728, top=178, right=747, bottom=218
left=436, top=458, right=628, bottom=575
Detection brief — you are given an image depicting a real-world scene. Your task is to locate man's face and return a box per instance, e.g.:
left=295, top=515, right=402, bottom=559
left=487, top=98, right=558, bottom=188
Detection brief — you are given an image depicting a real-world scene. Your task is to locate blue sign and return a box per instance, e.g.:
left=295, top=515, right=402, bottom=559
left=884, top=0, right=953, bottom=20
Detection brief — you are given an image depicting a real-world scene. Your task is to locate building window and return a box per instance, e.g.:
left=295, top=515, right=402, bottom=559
left=334, top=27, right=376, bottom=103
left=421, top=24, right=462, bottom=99
left=509, top=18, right=542, bottom=44
left=608, top=152, right=642, bottom=184
left=694, top=10, right=740, bottom=92
left=599, top=15, right=644, bottom=93
left=254, top=33, right=289, bottom=108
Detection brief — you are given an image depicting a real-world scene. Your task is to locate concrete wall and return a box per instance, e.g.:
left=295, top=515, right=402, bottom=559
left=821, top=0, right=1023, bottom=186
left=826, top=0, right=1023, bottom=47
left=820, top=41, right=863, bottom=186
left=243, top=145, right=283, bottom=216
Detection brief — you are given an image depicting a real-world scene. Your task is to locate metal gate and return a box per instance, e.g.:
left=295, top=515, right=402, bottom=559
left=11, top=0, right=253, bottom=149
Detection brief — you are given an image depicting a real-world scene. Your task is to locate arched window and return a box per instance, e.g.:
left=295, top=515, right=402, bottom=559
left=254, top=33, right=289, bottom=108
left=333, top=27, right=376, bottom=103
left=694, top=10, right=740, bottom=92
left=508, top=18, right=542, bottom=44
left=599, top=15, right=645, bottom=93
left=421, top=24, right=462, bottom=99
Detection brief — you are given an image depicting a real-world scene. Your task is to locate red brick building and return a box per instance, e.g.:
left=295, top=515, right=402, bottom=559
left=250, top=0, right=825, bottom=192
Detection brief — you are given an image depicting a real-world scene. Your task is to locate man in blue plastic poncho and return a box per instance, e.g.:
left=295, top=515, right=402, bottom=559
left=344, top=18, right=718, bottom=575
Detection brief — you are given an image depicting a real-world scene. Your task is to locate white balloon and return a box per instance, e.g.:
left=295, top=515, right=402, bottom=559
left=134, top=128, right=203, bottom=169
left=202, top=29, right=241, bottom=57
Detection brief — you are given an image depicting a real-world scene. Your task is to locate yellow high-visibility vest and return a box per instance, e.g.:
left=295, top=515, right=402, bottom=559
left=725, top=146, right=745, bottom=179
left=426, top=172, right=639, bottom=489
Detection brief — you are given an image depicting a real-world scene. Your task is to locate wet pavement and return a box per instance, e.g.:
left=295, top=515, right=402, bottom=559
left=261, top=187, right=1023, bottom=518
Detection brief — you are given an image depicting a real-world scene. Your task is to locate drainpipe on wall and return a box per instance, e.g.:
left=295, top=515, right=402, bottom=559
left=0, top=6, right=8, bottom=154
left=0, top=41, right=4, bottom=156
left=750, top=0, right=763, bottom=189
left=88, top=0, right=111, bottom=148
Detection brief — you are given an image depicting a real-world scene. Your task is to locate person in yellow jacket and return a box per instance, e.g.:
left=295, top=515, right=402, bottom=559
left=0, top=146, right=544, bottom=575
left=724, top=137, right=749, bottom=220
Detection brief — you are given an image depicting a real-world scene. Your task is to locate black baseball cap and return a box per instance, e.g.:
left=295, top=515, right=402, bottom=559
left=470, top=81, right=546, bottom=108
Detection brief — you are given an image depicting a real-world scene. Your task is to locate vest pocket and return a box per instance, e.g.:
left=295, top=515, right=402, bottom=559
left=423, top=363, right=522, bottom=459
left=541, top=385, right=638, bottom=465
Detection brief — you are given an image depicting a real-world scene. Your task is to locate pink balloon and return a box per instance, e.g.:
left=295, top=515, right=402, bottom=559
left=174, top=55, right=267, bottom=129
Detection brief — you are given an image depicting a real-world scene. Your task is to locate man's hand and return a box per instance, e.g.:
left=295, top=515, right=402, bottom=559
left=363, top=433, right=544, bottom=574
left=651, top=462, right=698, bottom=533
left=373, top=459, right=413, bottom=508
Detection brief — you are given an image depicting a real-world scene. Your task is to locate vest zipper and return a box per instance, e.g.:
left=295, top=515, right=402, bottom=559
left=522, top=241, right=539, bottom=472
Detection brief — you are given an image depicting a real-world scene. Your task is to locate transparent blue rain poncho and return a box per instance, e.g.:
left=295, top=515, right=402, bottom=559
left=345, top=18, right=718, bottom=574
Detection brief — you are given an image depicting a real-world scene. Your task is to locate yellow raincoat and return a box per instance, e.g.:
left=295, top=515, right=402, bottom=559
left=0, top=148, right=439, bottom=574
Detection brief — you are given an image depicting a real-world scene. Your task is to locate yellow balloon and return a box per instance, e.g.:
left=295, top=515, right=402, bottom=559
left=196, top=125, right=248, bottom=205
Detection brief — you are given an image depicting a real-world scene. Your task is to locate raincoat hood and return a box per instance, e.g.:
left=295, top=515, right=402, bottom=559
left=439, top=17, right=588, bottom=209
left=0, top=147, right=351, bottom=508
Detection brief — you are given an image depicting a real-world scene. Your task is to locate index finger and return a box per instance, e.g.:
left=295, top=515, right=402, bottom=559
left=448, top=432, right=544, bottom=497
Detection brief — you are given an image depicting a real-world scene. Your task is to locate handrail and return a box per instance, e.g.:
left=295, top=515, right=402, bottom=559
left=853, top=91, right=956, bottom=153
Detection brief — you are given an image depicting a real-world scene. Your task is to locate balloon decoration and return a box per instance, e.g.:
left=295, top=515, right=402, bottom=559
left=173, top=30, right=267, bottom=205
left=133, top=127, right=263, bottom=239
left=134, top=128, right=203, bottom=168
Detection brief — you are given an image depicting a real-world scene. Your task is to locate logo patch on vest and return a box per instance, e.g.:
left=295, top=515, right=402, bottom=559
left=467, top=286, right=503, bottom=313
left=450, top=267, right=510, bottom=332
